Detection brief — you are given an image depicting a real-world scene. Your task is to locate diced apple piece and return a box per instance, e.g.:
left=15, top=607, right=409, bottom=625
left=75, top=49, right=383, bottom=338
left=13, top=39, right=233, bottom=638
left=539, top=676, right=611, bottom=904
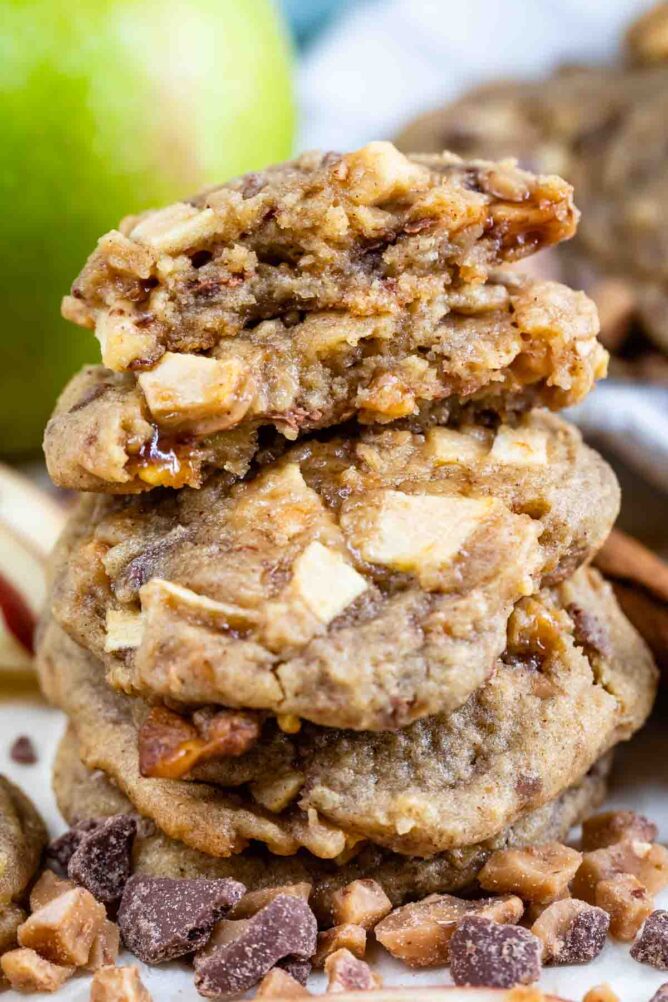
left=105, top=608, right=144, bottom=652
left=138, top=353, right=251, bottom=431
left=354, top=490, right=497, bottom=574
left=489, top=426, right=549, bottom=466
left=291, top=542, right=367, bottom=624
left=426, top=428, right=487, bottom=466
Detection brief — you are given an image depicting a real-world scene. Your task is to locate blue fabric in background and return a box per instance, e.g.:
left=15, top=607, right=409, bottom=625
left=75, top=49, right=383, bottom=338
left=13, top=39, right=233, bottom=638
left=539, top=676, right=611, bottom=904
left=280, top=0, right=361, bottom=45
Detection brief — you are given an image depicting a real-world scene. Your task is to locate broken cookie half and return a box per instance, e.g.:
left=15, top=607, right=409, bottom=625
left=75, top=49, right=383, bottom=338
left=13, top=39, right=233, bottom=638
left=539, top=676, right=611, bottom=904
left=47, top=143, right=604, bottom=493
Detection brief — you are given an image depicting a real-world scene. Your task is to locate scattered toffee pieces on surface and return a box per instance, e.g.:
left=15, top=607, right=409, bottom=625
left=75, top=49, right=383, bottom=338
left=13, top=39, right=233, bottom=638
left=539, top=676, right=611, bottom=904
left=68, top=814, right=137, bottom=903
left=631, top=910, right=668, bottom=970
left=9, top=736, right=37, bottom=764
left=194, top=894, right=317, bottom=998
left=118, top=875, right=245, bottom=964
left=449, top=915, right=541, bottom=988
left=47, top=819, right=102, bottom=871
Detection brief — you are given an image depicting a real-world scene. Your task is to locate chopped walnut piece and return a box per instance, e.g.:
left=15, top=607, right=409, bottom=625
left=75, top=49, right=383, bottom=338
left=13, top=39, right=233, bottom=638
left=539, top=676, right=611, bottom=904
left=0, top=948, right=73, bottom=992
left=478, top=843, right=582, bottom=903
left=375, top=893, right=523, bottom=968
left=18, top=886, right=106, bottom=966
left=530, top=898, right=609, bottom=964
left=324, top=948, right=382, bottom=993
left=256, top=968, right=311, bottom=997
left=583, top=985, right=620, bottom=1002
left=595, top=873, right=653, bottom=941
left=29, top=870, right=75, bottom=911
left=85, top=919, right=121, bottom=971
left=572, top=841, right=668, bottom=903
left=138, top=705, right=260, bottom=780
left=330, top=879, right=392, bottom=930
left=582, top=811, right=658, bottom=851
left=90, top=964, right=153, bottom=1002
left=313, top=924, right=366, bottom=967
left=229, top=883, right=312, bottom=921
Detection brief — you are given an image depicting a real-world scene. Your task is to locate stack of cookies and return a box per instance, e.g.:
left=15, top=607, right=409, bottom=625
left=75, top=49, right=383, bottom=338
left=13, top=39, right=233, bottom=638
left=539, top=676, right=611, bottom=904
left=38, top=142, right=657, bottom=921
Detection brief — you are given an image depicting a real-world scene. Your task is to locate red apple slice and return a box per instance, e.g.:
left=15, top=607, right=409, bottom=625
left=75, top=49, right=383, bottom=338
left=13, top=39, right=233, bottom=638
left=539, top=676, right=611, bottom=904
left=0, top=520, right=46, bottom=673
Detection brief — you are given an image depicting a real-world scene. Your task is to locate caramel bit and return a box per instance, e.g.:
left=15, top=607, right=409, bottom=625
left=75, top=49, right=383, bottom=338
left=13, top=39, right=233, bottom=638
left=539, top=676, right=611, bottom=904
left=324, top=947, right=382, bottom=993
left=329, top=879, right=392, bottom=930
left=138, top=704, right=260, bottom=779
left=582, top=810, right=658, bottom=851
left=572, top=840, right=668, bottom=903
left=256, top=968, right=311, bottom=997
left=90, top=965, right=154, bottom=1002
left=375, top=893, right=524, bottom=968
left=313, top=924, right=367, bottom=967
left=530, top=898, right=609, bottom=965
left=478, top=843, right=582, bottom=903
left=583, top=985, right=620, bottom=1002
left=18, top=886, right=106, bottom=967
left=0, top=947, right=73, bottom=993
left=229, top=883, right=312, bottom=921
left=595, top=873, right=653, bottom=941
left=29, top=871, right=75, bottom=912
left=85, top=919, right=121, bottom=972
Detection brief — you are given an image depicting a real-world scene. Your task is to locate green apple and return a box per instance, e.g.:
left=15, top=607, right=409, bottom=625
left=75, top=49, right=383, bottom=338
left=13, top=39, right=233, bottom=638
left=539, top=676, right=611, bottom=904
left=0, top=0, right=295, bottom=454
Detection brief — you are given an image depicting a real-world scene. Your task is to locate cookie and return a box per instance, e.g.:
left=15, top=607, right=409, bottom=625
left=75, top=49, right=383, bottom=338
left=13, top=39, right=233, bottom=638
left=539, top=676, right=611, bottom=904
left=37, top=567, right=655, bottom=858
left=52, top=726, right=610, bottom=923
left=50, top=143, right=603, bottom=495
left=46, top=270, right=605, bottom=493
left=49, top=411, right=619, bottom=731
left=0, top=775, right=48, bottom=918
left=395, top=39, right=668, bottom=355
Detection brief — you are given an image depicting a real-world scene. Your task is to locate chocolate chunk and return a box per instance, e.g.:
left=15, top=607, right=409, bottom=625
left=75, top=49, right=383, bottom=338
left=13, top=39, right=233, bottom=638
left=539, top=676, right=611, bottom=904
left=118, top=875, right=245, bottom=964
left=9, top=736, right=37, bottom=764
left=449, top=915, right=541, bottom=988
left=532, top=900, right=609, bottom=965
left=68, top=815, right=137, bottom=903
left=47, top=819, right=102, bottom=871
left=650, top=985, right=668, bottom=1002
left=278, top=957, right=312, bottom=986
left=631, top=910, right=668, bottom=970
left=568, top=604, right=612, bottom=657
left=194, top=894, right=317, bottom=998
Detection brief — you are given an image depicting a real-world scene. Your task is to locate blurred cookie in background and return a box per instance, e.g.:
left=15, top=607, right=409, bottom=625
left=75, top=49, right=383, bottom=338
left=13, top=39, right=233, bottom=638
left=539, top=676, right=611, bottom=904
left=396, top=1, right=668, bottom=373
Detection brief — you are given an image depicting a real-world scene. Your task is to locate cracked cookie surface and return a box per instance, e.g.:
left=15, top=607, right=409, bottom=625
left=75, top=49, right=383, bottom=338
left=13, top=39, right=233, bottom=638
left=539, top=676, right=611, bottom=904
left=38, top=567, right=655, bottom=858
left=53, top=724, right=610, bottom=922
left=49, top=411, right=619, bottom=731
